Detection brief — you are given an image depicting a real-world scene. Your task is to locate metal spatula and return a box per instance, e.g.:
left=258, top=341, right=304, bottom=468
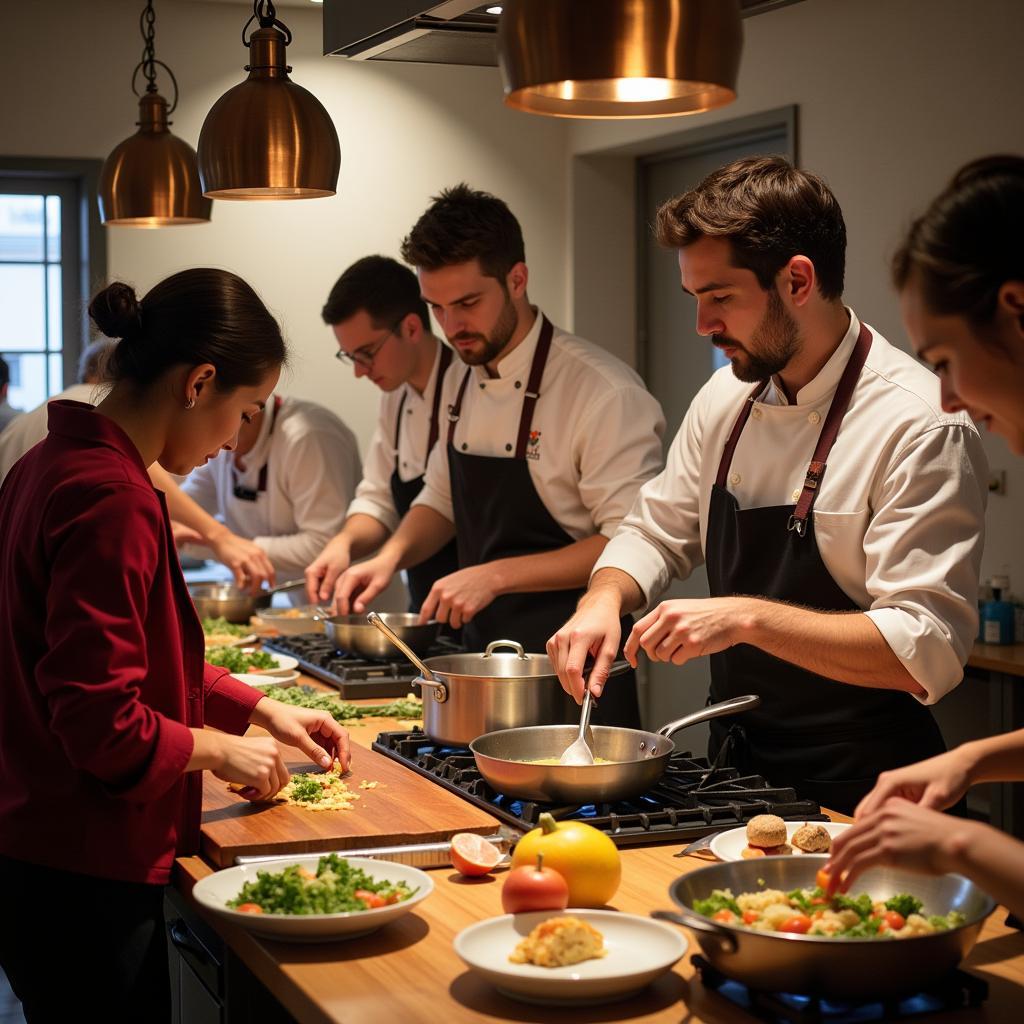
left=559, top=687, right=596, bottom=766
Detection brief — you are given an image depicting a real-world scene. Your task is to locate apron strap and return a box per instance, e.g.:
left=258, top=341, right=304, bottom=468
left=446, top=367, right=473, bottom=446
left=515, top=315, right=555, bottom=459
left=715, top=383, right=765, bottom=488
left=392, top=390, right=408, bottom=470
left=428, top=344, right=453, bottom=457
left=788, top=322, right=872, bottom=536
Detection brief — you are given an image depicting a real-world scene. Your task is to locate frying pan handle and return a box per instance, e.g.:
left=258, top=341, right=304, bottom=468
left=656, top=694, right=761, bottom=737
left=264, top=577, right=306, bottom=596
left=484, top=639, right=527, bottom=659
left=650, top=909, right=738, bottom=955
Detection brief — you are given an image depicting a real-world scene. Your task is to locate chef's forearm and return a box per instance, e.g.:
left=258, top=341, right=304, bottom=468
left=487, top=535, right=610, bottom=596
left=380, top=505, right=455, bottom=570
left=742, top=599, right=927, bottom=694
left=337, top=513, right=392, bottom=562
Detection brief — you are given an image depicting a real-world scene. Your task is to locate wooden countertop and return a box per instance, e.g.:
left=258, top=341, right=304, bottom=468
left=968, top=642, right=1024, bottom=678
left=176, top=687, right=1024, bottom=1023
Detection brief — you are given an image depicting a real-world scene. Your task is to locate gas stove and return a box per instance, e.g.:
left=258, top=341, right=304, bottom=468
left=372, top=729, right=825, bottom=845
left=261, top=633, right=461, bottom=699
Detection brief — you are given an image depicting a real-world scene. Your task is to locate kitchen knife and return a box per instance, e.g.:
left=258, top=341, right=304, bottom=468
left=674, top=832, right=723, bottom=858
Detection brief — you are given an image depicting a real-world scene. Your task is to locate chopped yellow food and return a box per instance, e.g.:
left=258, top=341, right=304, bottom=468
left=279, top=765, right=361, bottom=811
left=510, top=915, right=607, bottom=967
left=523, top=757, right=615, bottom=765
left=358, top=780, right=382, bottom=790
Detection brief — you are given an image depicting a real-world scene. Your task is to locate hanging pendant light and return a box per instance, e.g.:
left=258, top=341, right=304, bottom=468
left=197, top=0, right=340, bottom=200
left=99, top=1, right=211, bottom=227
left=498, top=0, right=743, bottom=119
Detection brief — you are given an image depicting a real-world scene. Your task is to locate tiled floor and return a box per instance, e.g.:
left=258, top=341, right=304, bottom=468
left=0, top=968, right=25, bottom=1024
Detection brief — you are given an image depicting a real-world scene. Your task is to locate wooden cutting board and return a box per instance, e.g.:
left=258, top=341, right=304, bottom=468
left=201, top=742, right=500, bottom=868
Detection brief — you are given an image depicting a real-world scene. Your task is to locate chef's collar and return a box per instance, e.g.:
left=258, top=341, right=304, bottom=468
left=47, top=400, right=149, bottom=479
left=470, top=306, right=544, bottom=381
left=405, top=338, right=447, bottom=403
left=236, top=392, right=279, bottom=476
left=764, top=307, right=861, bottom=407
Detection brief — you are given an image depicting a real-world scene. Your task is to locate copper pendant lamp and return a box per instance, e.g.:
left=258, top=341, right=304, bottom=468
left=498, top=0, right=744, bottom=119
left=197, top=0, right=340, bottom=200
left=99, top=1, right=211, bottom=226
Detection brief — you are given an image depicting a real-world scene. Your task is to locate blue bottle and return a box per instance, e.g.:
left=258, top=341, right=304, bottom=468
left=982, top=575, right=1015, bottom=646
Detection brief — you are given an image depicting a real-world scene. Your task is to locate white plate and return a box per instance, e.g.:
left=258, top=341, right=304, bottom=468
left=453, top=909, right=687, bottom=1005
left=192, top=856, right=433, bottom=943
left=231, top=671, right=299, bottom=688
left=710, top=821, right=851, bottom=862
left=235, top=650, right=299, bottom=676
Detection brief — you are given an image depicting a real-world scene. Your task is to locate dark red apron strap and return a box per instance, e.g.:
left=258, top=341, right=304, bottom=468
left=788, top=322, right=872, bottom=536
left=392, top=390, right=408, bottom=472
left=427, top=344, right=453, bottom=457
left=446, top=368, right=473, bottom=446
left=514, top=316, right=555, bottom=459
left=715, top=383, right=765, bottom=487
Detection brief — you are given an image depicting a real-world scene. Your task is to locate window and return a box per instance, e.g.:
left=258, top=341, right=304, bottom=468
left=0, top=160, right=105, bottom=413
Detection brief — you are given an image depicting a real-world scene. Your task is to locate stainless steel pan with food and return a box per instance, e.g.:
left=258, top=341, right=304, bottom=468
left=188, top=578, right=305, bottom=623
left=468, top=694, right=761, bottom=803
left=652, top=855, right=994, bottom=998
left=318, top=612, right=442, bottom=659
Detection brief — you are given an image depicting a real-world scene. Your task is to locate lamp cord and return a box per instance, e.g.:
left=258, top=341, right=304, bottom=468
left=130, top=0, right=179, bottom=114
left=243, top=0, right=293, bottom=47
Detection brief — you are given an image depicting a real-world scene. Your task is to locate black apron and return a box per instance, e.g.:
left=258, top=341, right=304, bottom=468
left=705, top=323, right=945, bottom=815
left=447, top=315, right=641, bottom=729
left=389, top=345, right=460, bottom=612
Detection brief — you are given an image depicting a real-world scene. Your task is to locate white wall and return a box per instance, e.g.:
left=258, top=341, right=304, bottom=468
left=568, top=0, right=1024, bottom=596
left=2, top=0, right=570, bottom=455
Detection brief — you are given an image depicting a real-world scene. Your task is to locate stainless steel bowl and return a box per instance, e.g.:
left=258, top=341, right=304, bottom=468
left=654, top=855, right=995, bottom=998
left=189, top=583, right=272, bottom=624
left=321, top=613, right=441, bottom=659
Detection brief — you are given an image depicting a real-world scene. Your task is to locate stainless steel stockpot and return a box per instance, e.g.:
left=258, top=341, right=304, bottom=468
left=413, top=639, right=630, bottom=746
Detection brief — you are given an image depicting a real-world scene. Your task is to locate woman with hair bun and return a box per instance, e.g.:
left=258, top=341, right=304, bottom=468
left=827, top=156, right=1024, bottom=919
left=0, top=268, right=350, bottom=1021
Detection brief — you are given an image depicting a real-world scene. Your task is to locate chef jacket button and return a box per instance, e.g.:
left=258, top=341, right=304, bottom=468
left=479, top=382, right=486, bottom=389
left=461, top=443, right=468, bottom=451
left=407, top=407, right=413, bottom=414
left=808, top=410, right=821, bottom=425
left=791, top=489, right=801, bottom=502
left=751, top=407, right=762, bottom=419
left=514, top=381, right=522, bottom=389
left=505, top=443, right=512, bottom=452
left=402, top=461, right=408, bottom=468
left=729, top=472, right=741, bottom=486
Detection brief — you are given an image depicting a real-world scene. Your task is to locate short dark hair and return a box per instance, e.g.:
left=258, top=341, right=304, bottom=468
left=893, top=154, right=1024, bottom=326
left=656, top=156, right=847, bottom=301
left=321, top=255, right=429, bottom=331
left=88, top=269, right=287, bottom=391
left=0, top=355, right=9, bottom=390
left=401, top=183, right=526, bottom=282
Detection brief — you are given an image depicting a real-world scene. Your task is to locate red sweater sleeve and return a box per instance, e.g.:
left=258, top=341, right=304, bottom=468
left=204, top=662, right=265, bottom=733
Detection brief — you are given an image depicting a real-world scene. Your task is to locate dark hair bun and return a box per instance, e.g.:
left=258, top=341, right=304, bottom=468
left=89, top=281, right=142, bottom=341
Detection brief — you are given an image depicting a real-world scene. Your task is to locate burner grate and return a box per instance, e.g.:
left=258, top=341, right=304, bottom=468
left=372, top=729, right=825, bottom=845
left=691, top=955, right=988, bottom=1022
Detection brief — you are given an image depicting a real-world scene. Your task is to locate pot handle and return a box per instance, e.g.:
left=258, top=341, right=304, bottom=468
left=412, top=676, right=449, bottom=703
left=656, top=694, right=761, bottom=737
left=484, top=639, right=527, bottom=659
left=650, top=909, right=739, bottom=955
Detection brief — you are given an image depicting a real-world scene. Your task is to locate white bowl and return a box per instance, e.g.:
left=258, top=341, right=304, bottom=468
left=453, top=909, right=687, bottom=1005
left=710, top=821, right=851, bottom=862
left=192, top=856, right=433, bottom=943
left=231, top=671, right=299, bottom=688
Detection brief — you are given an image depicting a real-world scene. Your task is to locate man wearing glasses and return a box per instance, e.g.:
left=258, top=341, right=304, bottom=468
left=306, top=256, right=460, bottom=612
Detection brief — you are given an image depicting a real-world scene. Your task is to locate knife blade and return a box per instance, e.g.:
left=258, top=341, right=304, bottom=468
left=674, top=832, right=722, bottom=858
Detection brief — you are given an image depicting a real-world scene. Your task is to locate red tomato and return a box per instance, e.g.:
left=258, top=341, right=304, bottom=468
left=235, top=903, right=263, bottom=914
left=877, top=919, right=890, bottom=934
left=501, top=856, right=570, bottom=914
left=713, top=909, right=738, bottom=924
left=742, top=910, right=760, bottom=924
left=810, top=896, right=828, bottom=906
left=779, top=915, right=812, bottom=934
left=882, top=911, right=905, bottom=931
left=815, top=868, right=833, bottom=892
left=354, top=889, right=386, bottom=909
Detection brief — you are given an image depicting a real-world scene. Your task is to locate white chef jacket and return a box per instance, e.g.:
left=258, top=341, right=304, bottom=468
left=181, top=395, right=361, bottom=582
left=345, top=340, right=453, bottom=533
left=0, top=383, right=106, bottom=483
left=594, top=310, right=987, bottom=704
left=413, top=311, right=666, bottom=541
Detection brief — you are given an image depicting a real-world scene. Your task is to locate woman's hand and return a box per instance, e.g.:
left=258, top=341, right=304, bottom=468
left=195, top=732, right=290, bottom=802
left=250, top=699, right=351, bottom=773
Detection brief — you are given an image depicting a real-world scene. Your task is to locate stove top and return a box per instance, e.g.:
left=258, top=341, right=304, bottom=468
left=262, top=633, right=461, bottom=698
left=692, top=955, right=988, bottom=1022
left=372, top=729, right=825, bottom=845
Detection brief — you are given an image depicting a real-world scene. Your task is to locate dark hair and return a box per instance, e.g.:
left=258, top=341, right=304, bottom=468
left=893, top=155, right=1024, bottom=325
left=401, top=183, right=526, bottom=282
left=655, top=156, right=847, bottom=301
left=77, top=338, right=115, bottom=384
left=89, top=269, right=287, bottom=390
left=0, top=355, right=8, bottom=390
left=321, top=255, right=429, bottom=331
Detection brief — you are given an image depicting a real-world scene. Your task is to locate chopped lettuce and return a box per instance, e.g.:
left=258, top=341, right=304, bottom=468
left=885, top=893, right=924, bottom=918
left=832, top=893, right=874, bottom=919
left=693, top=889, right=740, bottom=917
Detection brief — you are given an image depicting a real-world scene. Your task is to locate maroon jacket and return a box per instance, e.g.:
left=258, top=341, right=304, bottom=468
left=0, top=401, right=263, bottom=884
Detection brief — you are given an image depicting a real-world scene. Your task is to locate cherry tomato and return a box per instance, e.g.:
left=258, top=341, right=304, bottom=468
left=882, top=911, right=906, bottom=931
left=779, top=915, right=813, bottom=934
left=742, top=910, right=760, bottom=924
left=815, top=868, right=832, bottom=892
left=713, top=909, right=738, bottom=924
left=877, top=919, right=890, bottom=934
left=810, top=896, right=828, bottom=906
left=501, top=855, right=570, bottom=914
left=235, top=903, right=263, bottom=914
left=354, top=889, right=386, bottom=909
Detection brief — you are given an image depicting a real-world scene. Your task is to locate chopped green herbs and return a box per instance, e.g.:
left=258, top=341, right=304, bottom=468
left=885, top=893, right=924, bottom=918
left=257, top=685, right=421, bottom=723
left=201, top=617, right=250, bottom=637
left=206, top=646, right=278, bottom=673
left=693, top=889, right=741, bottom=917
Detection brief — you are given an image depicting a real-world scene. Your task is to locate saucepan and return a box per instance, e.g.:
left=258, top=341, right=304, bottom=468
left=317, top=612, right=442, bottom=659
left=652, top=855, right=995, bottom=998
left=468, top=694, right=761, bottom=803
left=188, top=578, right=305, bottom=624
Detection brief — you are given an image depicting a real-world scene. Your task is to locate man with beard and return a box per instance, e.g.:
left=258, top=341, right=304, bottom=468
left=332, top=184, right=665, bottom=728
left=548, top=156, right=988, bottom=813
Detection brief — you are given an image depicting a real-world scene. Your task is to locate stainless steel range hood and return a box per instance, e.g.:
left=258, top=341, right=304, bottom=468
left=323, top=0, right=805, bottom=67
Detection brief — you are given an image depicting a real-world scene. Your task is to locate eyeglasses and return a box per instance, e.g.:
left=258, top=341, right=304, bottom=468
left=335, top=321, right=402, bottom=368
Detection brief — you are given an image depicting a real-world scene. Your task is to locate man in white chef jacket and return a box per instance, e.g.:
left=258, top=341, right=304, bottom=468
left=548, top=156, right=988, bottom=813
left=331, top=184, right=666, bottom=727
left=178, top=394, right=361, bottom=589
left=305, top=255, right=460, bottom=614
